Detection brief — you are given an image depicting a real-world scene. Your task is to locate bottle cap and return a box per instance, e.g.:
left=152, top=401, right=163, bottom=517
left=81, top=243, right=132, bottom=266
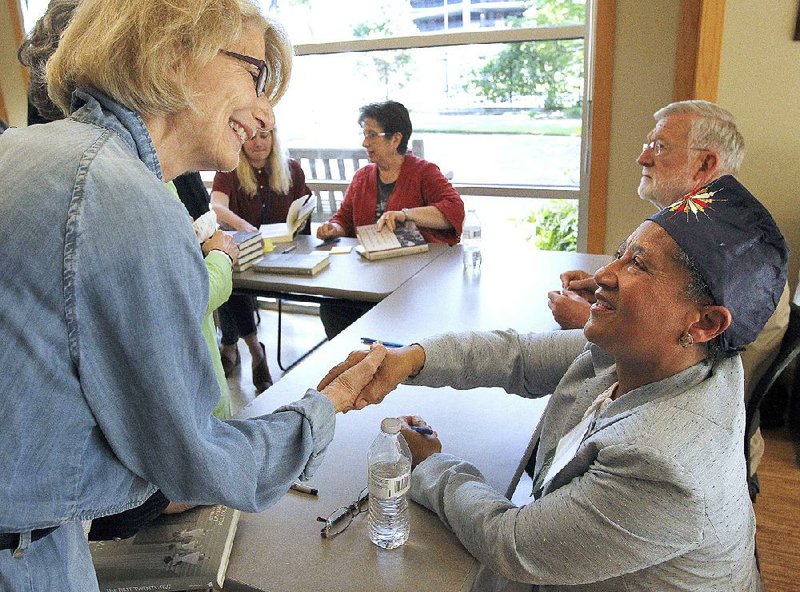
left=380, top=417, right=402, bottom=434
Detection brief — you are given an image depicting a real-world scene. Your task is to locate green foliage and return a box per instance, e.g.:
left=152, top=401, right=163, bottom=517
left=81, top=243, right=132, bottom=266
left=465, top=0, right=586, bottom=110
left=352, top=18, right=412, bottom=99
left=525, top=200, right=577, bottom=252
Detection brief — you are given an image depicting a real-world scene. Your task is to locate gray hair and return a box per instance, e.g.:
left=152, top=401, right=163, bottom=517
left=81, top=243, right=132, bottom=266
left=654, top=100, right=745, bottom=176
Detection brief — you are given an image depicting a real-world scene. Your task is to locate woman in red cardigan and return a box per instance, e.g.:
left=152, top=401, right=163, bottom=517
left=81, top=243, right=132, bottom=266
left=317, top=101, right=464, bottom=243
left=316, top=101, right=465, bottom=337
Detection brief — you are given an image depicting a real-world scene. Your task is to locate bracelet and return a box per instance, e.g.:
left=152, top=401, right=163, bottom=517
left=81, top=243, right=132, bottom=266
left=402, top=208, right=413, bottom=222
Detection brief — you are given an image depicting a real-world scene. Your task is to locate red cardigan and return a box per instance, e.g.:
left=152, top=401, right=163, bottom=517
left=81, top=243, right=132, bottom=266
left=329, top=154, right=464, bottom=245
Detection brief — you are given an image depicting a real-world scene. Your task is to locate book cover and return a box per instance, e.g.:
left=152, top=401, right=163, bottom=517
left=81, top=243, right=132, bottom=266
left=259, top=195, right=315, bottom=243
left=89, top=505, right=240, bottom=592
left=250, top=251, right=330, bottom=276
left=356, top=220, right=429, bottom=261
left=222, top=230, right=262, bottom=252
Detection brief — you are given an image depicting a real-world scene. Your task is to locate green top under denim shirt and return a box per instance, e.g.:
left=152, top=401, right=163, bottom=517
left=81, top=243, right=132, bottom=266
left=166, top=181, right=231, bottom=419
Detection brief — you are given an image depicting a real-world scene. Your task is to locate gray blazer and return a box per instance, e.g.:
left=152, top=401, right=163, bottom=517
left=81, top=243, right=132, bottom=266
left=408, top=329, right=761, bottom=591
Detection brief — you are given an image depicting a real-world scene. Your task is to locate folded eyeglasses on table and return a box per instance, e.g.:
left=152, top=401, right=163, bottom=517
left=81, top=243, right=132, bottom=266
left=317, top=487, right=369, bottom=539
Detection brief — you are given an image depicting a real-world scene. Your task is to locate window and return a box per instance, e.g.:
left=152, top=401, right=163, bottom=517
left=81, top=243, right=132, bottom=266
left=20, top=0, right=595, bottom=250
left=266, top=0, right=593, bottom=249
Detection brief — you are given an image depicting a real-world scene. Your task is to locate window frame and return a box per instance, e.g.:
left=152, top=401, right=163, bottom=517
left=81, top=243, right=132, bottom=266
left=292, top=11, right=596, bottom=250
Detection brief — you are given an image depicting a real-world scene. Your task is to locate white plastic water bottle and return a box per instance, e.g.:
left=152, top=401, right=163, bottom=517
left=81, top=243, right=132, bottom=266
left=461, top=208, right=482, bottom=270
left=367, top=417, right=412, bottom=549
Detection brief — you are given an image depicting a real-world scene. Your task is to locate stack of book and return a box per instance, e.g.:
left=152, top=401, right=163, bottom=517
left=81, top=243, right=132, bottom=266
left=222, top=230, right=265, bottom=272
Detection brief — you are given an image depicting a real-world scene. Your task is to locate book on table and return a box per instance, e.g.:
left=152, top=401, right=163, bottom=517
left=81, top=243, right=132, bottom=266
left=259, top=194, right=315, bottom=244
left=222, top=230, right=265, bottom=272
left=89, top=504, right=240, bottom=592
left=250, top=250, right=330, bottom=276
left=355, top=220, right=429, bottom=261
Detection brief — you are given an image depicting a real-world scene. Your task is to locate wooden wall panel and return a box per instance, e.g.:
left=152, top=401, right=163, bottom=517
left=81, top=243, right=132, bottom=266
left=586, top=0, right=616, bottom=254
left=674, top=0, right=726, bottom=101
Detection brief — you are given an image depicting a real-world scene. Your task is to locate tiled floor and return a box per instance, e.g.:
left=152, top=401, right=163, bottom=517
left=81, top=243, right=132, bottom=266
left=224, top=300, right=327, bottom=416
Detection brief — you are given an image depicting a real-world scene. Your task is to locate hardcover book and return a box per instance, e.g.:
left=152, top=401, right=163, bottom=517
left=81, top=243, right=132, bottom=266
left=222, top=230, right=262, bottom=252
left=89, top=505, right=240, bottom=592
left=355, top=220, right=429, bottom=261
left=250, top=251, right=330, bottom=276
left=221, top=230, right=265, bottom=272
left=259, top=194, right=315, bottom=243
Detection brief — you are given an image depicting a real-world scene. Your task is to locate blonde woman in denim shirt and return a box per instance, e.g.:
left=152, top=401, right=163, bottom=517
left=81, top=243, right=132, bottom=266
left=0, top=1, right=385, bottom=590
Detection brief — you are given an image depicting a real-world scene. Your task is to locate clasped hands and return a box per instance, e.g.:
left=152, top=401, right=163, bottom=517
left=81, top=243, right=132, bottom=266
left=318, top=344, right=423, bottom=410
left=318, top=344, right=442, bottom=465
left=546, top=269, right=598, bottom=329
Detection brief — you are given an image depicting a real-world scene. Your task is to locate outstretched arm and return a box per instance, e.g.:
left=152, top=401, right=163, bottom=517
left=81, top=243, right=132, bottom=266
left=317, top=344, right=425, bottom=409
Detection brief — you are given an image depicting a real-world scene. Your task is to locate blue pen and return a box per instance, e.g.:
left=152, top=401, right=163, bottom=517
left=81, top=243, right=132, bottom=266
left=315, top=237, right=340, bottom=249
left=409, top=426, right=433, bottom=435
left=281, top=244, right=297, bottom=254
left=360, top=337, right=404, bottom=348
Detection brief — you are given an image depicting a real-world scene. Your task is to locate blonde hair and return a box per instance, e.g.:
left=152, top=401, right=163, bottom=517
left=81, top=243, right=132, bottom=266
left=46, top=0, right=291, bottom=117
left=236, top=126, right=291, bottom=197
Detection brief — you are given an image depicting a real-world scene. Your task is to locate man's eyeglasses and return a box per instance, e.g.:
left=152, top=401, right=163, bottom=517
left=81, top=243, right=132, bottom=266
left=361, top=130, right=390, bottom=141
left=220, top=50, right=268, bottom=97
left=316, top=487, right=368, bottom=539
left=642, top=140, right=706, bottom=157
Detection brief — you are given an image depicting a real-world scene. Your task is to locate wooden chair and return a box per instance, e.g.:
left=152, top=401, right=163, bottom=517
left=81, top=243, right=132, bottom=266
left=288, top=148, right=368, bottom=222
left=745, top=301, right=800, bottom=500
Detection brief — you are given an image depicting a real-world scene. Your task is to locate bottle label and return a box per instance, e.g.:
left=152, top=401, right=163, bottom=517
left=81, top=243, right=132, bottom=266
left=462, top=227, right=481, bottom=240
left=369, top=471, right=410, bottom=500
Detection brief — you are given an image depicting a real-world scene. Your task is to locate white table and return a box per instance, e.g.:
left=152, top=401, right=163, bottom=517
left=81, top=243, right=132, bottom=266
left=224, top=245, right=610, bottom=592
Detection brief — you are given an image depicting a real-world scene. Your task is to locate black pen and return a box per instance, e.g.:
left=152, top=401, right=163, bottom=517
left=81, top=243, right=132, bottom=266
left=315, top=237, right=340, bottom=249
left=281, top=245, right=297, bottom=254
left=409, top=426, right=434, bottom=435
left=360, top=337, right=404, bottom=348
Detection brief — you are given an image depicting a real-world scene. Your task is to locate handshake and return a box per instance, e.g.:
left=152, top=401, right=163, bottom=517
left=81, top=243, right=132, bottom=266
left=315, top=343, right=426, bottom=413
left=316, top=343, right=442, bottom=465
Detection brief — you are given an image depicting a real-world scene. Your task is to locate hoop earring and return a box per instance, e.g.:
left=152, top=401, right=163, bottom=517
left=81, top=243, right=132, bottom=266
left=679, top=333, right=694, bottom=348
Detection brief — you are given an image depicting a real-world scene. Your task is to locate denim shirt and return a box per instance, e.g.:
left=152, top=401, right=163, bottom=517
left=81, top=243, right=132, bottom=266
left=0, top=90, right=335, bottom=533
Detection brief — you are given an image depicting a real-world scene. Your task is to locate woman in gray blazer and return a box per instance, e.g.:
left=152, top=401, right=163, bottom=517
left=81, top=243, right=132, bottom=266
left=321, top=175, right=787, bottom=591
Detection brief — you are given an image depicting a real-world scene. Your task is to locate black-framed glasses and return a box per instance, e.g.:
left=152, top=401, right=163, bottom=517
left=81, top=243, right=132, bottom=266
left=316, top=487, right=369, bottom=539
left=220, top=50, right=268, bottom=97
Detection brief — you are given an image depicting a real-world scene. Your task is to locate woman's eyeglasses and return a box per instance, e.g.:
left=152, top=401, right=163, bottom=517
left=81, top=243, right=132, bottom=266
left=361, top=131, right=390, bottom=141
left=220, top=50, right=268, bottom=97
left=316, top=487, right=369, bottom=539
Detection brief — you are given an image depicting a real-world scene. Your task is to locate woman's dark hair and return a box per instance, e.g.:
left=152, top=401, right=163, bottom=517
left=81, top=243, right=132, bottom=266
left=17, top=0, right=80, bottom=123
left=672, top=245, right=730, bottom=361
left=358, top=100, right=412, bottom=154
